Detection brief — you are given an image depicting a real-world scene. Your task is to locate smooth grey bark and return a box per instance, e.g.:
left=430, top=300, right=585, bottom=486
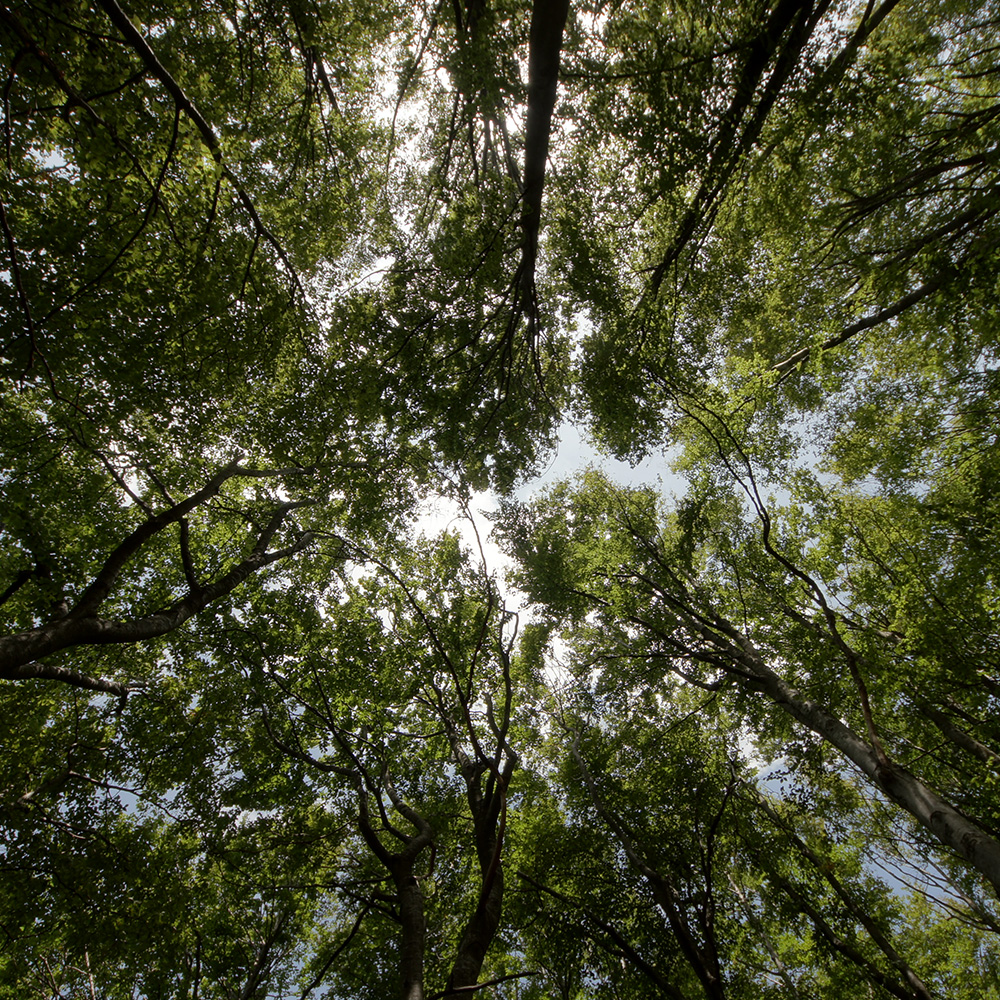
left=260, top=720, right=433, bottom=1000
left=350, top=766, right=434, bottom=1000
left=604, top=500, right=1000, bottom=896
left=392, top=860, right=428, bottom=1000
left=696, top=606, right=1000, bottom=896
left=3, top=661, right=129, bottom=699
left=920, top=701, right=1000, bottom=766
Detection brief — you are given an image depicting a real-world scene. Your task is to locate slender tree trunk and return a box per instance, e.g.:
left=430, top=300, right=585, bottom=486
left=767, top=869, right=925, bottom=1000
left=729, top=875, right=802, bottom=999
left=446, top=755, right=515, bottom=994
left=736, top=642, right=1000, bottom=895
left=920, top=701, right=1000, bottom=766
left=572, top=743, right=727, bottom=1000
left=755, top=796, right=936, bottom=1000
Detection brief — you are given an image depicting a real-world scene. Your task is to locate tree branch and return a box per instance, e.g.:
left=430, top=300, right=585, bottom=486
left=93, top=0, right=304, bottom=299
left=1, top=661, right=128, bottom=699
left=770, top=274, right=949, bottom=378
left=0, top=472, right=315, bottom=682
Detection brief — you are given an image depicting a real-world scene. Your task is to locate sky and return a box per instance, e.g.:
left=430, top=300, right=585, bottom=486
left=415, top=419, right=684, bottom=605
left=514, top=420, right=682, bottom=497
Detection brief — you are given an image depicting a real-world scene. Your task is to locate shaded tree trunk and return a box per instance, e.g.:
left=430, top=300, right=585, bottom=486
left=518, top=0, right=571, bottom=312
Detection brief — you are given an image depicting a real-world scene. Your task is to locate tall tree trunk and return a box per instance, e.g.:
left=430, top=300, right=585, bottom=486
left=392, top=860, right=427, bottom=1000
left=518, top=0, right=571, bottom=310
left=724, top=627, right=1000, bottom=895
left=445, top=754, right=515, bottom=994
left=447, top=872, right=505, bottom=992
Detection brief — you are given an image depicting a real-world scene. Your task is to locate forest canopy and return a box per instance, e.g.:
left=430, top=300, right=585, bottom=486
left=2, top=0, right=1000, bottom=997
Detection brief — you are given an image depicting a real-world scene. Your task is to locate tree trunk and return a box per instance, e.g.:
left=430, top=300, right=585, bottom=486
left=518, top=0, right=571, bottom=307
left=392, top=861, right=426, bottom=1000
left=739, top=645, right=1000, bottom=895
left=447, top=859, right=505, bottom=993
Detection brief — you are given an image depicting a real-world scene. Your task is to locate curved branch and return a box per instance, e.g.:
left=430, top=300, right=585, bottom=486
left=0, top=488, right=315, bottom=680
left=2, top=661, right=128, bottom=699
left=93, top=0, right=303, bottom=298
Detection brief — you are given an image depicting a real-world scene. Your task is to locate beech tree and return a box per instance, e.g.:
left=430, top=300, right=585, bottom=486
left=244, top=532, right=528, bottom=999
left=3, top=0, right=999, bottom=997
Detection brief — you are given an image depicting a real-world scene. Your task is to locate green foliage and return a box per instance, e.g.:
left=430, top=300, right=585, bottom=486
left=3, top=0, right=999, bottom=997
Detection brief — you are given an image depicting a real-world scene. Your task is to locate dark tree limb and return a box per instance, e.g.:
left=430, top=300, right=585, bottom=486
left=770, top=273, right=948, bottom=378
left=765, top=869, right=926, bottom=1000
left=93, top=0, right=304, bottom=299
left=759, top=0, right=904, bottom=161
left=0, top=568, right=34, bottom=609
left=518, top=871, right=686, bottom=1000
left=517, top=0, right=571, bottom=316
left=0, top=195, right=34, bottom=338
left=444, top=613, right=518, bottom=995
left=2, top=661, right=128, bottom=699
left=648, top=0, right=830, bottom=295
left=569, top=736, right=727, bottom=1000
left=0, top=464, right=315, bottom=684
left=70, top=461, right=251, bottom=618
left=299, top=900, right=374, bottom=1000
left=755, top=793, right=936, bottom=1000
left=428, top=972, right=538, bottom=1000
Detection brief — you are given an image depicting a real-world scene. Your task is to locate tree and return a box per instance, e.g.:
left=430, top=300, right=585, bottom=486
left=0, top=0, right=567, bottom=694
left=0, top=460, right=318, bottom=696
left=497, top=0, right=1000, bottom=978
left=1, top=525, right=542, bottom=999
left=248, top=530, right=530, bottom=999
left=499, top=462, right=1000, bottom=892
left=514, top=683, right=974, bottom=1000
left=3, top=0, right=999, bottom=996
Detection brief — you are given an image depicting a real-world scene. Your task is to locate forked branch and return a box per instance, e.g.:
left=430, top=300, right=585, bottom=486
left=0, top=464, right=315, bottom=688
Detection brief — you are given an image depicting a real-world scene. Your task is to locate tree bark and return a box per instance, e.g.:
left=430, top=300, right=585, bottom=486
left=518, top=0, right=571, bottom=311
left=920, top=701, right=1000, bottom=766
left=705, top=613, right=1000, bottom=896
left=445, top=748, right=516, bottom=993
left=0, top=493, right=313, bottom=682
left=392, top=860, right=427, bottom=1000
